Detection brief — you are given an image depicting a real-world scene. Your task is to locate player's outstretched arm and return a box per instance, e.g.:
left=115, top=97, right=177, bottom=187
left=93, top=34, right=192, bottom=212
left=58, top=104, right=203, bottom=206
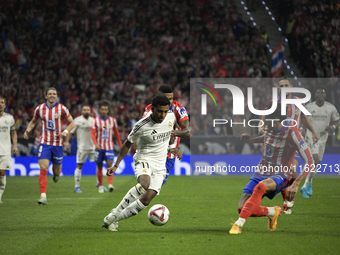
left=107, top=140, right=132, bottom=176
left=58, top=115, right=75, bottom=138
left=287, top=128, right=315, bottom=200
left=173, top=119, right=190, bottom=138
left=240, top=133, right=264, bottom=143
left=301, top=114, right=319, bottom=143
left=325, top=119, right=340, bottom=133
left=258, top=117, right=265, bottom=135
left=169, top=148, right=182, bottom=160
left=24, top=117, right=38, bottom=139
left=286, top=175, right=304, bottom=201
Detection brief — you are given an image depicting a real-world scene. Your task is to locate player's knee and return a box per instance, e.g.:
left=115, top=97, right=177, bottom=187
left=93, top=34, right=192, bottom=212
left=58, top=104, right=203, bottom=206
left=138, top=176, right=150, bottom=191
left=40, top=164, right=49, bottom=170
left=255, top=182, right=266, bottom=194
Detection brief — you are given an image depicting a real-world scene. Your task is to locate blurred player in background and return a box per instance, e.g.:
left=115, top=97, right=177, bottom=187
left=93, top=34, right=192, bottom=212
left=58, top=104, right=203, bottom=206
left=65, top=104, right=95, bottom=193
left=91, top=103, right=122, bottom=193
left=258, top=76, right=319, bottom=214
left=143, top=85, right=189, bottom=184
left=24, top=87, right=75, bottom=205
left=230, top=104, right=314, bottom=234
left=102, top=95, right=182, bottom=232
left=0, top=96, right=18, bottom=203
left=301, top=87, right=340, bottom=198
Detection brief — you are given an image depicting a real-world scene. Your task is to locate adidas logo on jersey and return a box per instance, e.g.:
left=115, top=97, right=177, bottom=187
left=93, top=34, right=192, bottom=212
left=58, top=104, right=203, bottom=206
left=151, top=130, right=157, bottom=135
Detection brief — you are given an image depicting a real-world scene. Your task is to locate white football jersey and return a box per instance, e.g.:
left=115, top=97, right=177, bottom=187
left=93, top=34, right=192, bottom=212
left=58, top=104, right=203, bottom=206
left=71, top=115, right=95, bottom=151
left=0, top=113, right=15, bottom=155
left=127, top=112, right=176, bottom=169
left=305, top=101, right=340, bottom=143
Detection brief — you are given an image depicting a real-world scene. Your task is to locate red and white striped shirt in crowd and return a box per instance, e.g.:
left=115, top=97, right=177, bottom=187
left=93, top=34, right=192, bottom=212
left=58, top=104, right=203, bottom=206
left=33, top=102, right=71, bottom=146
left=91, top=116, right=122, bottom=150
left=143, top=100, right=189, bottom=159
left=257, top=124, right=314, bottom=178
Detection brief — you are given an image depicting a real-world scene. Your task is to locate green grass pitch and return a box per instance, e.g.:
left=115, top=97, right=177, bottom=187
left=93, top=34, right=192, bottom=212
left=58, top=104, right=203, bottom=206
left=1, top=175, right=339, bottom=255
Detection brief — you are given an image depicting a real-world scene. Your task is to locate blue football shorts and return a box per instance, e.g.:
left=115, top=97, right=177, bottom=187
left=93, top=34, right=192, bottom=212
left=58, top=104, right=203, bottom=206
left=95, top=150, right=114, bottom=163
left=38, top=144, right=63, bottom=165
left=242, top=173, right=290, bottom=199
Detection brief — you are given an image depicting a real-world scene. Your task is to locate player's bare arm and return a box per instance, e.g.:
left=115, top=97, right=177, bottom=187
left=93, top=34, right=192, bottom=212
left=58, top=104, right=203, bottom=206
left=258, top=118, right=265, bottom=135
left=107, top=140, right=132, bottom=176
left=91, top=126, right=101, bottom=151
left=286, top=174, right=305, bottom=201
left=167, top=131, right=182, bottom=159
left=240, top=133, right=265, bottom=143
left=24, top=117, right=38, bottom=139
left=169, top=148, right=182, bottom=160
left=11, top=130, right=18, bottom=155
left=58, top=115, right=75, bottom=138
left=64, top=132, right=72, bottom=150
left=172, top=119, right=190, bottom=138
left=301, top=114, right=319, bottom=143
left=325, top=119, right=340, bottom=133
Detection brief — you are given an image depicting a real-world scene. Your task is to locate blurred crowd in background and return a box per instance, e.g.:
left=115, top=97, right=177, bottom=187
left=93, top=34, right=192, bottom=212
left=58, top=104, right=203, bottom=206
left=0, top=0, right=340, bottom=152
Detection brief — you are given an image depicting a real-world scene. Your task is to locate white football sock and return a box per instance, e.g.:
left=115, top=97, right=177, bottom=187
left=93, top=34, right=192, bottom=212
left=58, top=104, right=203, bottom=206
left=267, top=207, right=276, bottom=217
left=235, top=218, right=246, bottom=227
left=115, top=199, right=147, bottom=222
left=0, top=176, right=5, bottom=200
left=115, top=183, right=146, bottom=213
left=41, top=193, right=46, bottom=199
left=306, top=166, right=317, bottom=184
left=74, top=168, right=82, bottom=188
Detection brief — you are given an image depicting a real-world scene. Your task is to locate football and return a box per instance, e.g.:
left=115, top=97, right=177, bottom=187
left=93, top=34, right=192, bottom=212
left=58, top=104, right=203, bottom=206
left=148, top=204, right=170, bottom=226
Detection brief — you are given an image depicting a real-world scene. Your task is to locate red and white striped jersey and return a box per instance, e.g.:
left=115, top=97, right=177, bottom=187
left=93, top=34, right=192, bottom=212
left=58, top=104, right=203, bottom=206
left=91, top=116, right=122, bottom=150
left=143, top=100, right=189, bottom=159
left=279, top=95, right=304, bottom=129
left=257, top=124, right=314, bottom=178
left=33, top=103, right=71, bottom=146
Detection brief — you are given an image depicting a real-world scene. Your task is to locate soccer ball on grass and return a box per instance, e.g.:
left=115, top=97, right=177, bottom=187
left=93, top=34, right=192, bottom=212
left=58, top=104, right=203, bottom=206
left=148, top=204, right=170, bottom=226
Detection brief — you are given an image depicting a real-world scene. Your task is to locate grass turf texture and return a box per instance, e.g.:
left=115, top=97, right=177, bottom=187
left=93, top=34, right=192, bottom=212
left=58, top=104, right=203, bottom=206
left=1, top=176, right=339, bottom=255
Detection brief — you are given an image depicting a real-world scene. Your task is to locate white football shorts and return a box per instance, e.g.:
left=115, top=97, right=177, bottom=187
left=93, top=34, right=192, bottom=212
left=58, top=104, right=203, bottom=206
left=308, top=140, right=326, bottom=161
left=0, top=154, right=12, bottom=170
left=134, top=159, right=166, bottom=194
left=76, top=150, right=95, bottom=164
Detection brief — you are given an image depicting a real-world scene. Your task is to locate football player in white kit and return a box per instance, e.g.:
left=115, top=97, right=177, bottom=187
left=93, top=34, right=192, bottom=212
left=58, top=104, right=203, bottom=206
left=301, top=87, right=340, bottom=197
left=102, top=95, right=182, bottom=231
left=0, top=96, right=18, bottom=203
left=65, top=105, right=95, bottom=193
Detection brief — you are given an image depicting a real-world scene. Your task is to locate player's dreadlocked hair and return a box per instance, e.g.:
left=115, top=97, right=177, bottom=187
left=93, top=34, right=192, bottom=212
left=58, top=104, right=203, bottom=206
left=152, top=95, right=170, bottom=108
left=158, top=84, right=173, bottom=94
